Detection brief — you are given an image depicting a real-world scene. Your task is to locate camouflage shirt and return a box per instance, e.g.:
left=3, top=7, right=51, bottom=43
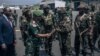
left=28, top=23, right=41, bottom=45
left=42, top=13, right=54, bottom=26
left=75, top=14, right=90, bottom=32
left=58, top=16, right=72, bottom=32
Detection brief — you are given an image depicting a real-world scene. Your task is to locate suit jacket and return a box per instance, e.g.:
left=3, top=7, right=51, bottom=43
left=0, top=15, right=15, bottom=45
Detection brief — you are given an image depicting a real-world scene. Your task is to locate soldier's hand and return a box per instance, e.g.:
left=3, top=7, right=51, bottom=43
left=1, top=43, right=7, bottom=50
left=56, top=28, right=61, bottom=31
left=46, top=33, right=51, bottom=38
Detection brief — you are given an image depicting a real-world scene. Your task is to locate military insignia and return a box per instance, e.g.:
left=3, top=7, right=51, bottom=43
left=43, top=13, right=53, bottom=25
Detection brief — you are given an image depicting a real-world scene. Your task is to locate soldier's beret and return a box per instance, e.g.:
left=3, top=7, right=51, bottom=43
left=33, top=10, right=43, bottom=17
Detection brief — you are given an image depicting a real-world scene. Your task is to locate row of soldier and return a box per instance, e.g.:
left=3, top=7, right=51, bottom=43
left=19, top=5, right=72, bottom=56
left=19, top=5, right=100, bottom=56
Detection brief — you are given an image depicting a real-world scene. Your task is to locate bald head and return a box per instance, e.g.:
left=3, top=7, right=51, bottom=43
left=3, top=7, right=12, bottom=17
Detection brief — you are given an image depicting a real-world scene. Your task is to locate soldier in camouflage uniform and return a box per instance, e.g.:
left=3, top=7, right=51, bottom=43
left=13, top=10, right=18, bottom=27
left=56, top=8, right=72, bottom=56
left=19, top=16, right=27, bottom=45
left=74, top=7, right=93, bottom=56
left=66, top=6, right=73, bottom=25
left=42, top=5, right=54, bottom=56
left=89, top=5, right=99, bottom=49
left=95, top=7, right=100, bottom=49
left=85, top=8, right=94, bottom=55
left=19, top=9, right=31, bottom=46
left=27, top=12, right=52, bottom=56
left=19, top=9, right=33, bottom=56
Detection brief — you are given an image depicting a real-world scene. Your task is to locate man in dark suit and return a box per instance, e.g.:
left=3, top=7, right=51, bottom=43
left=0, top=7, right=16, bottom=56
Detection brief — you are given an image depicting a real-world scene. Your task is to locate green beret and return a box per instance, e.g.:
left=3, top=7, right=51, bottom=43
left=33, top=10, right=43, bottom=17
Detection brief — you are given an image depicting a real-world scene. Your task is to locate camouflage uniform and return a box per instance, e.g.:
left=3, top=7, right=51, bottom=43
left=19, top=16, right=29, bottom=46
left=43, top=6, right=54, bottom=56
left=95, top=10, right=100, bottom=29
left=86, top=12, right=94, bottom=55
left=66, top=6, right=73, bottom=25
left=26, top=23, right=41, bottom=56
left=56, top=8, right=72, bottom=56
left=95, top=10, right=100, bottom=49
left=25, top=9, right=44, bottom=56
left=20, top=9, right=33, bottom=56
left=42, top=12, right=54, bottom=56
left=87, top=6, right=97, bottom=54
left=13, top=11, right=18, bottom=27
left=74, top=13, right=92, bottom=56
left=20, top=16, right=32, bottom=56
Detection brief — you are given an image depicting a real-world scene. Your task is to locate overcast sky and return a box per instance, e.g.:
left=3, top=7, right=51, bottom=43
left=0, top=0, right=42, bottom=5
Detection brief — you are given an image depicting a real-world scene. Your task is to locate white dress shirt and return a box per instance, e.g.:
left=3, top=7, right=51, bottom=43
left=3, top=14, right=13, bottom=27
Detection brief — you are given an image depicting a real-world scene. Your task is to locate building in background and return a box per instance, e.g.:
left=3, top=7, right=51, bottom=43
left=40, top=0, right=66, bottom=10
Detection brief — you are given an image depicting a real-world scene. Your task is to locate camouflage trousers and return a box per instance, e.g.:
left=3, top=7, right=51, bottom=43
left=58, top=32, right=72, bottom=56
left=74, top=33, right=94, bottom=56
left=45, top=36, right=53, bottom=56
left=21, top=31, right=28, bottom=46
left=44, top=25, right=53, bottom=56
left=25, top=38, right=40, bottom=56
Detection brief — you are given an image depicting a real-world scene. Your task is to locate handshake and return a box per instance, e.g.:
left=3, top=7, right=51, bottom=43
left=45, top=29, right=57, bottom=37
left=42, top=29, right=61, bottom=38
